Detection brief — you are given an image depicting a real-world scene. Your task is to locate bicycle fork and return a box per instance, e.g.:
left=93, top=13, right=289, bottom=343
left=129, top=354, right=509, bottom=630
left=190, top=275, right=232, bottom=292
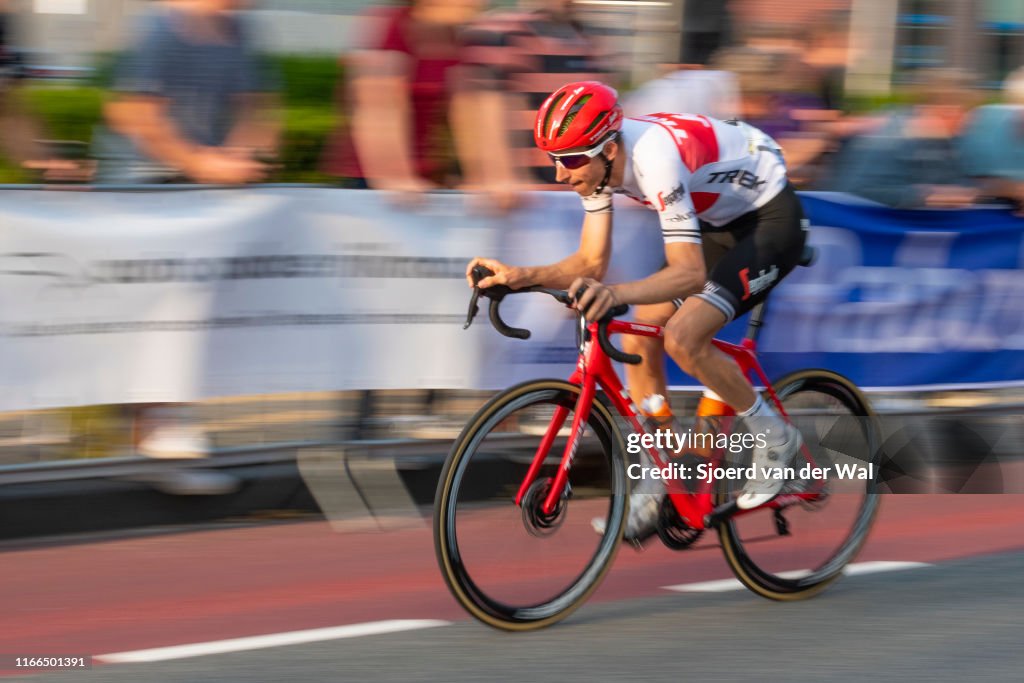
left=514, top=331, right=611, bottom=516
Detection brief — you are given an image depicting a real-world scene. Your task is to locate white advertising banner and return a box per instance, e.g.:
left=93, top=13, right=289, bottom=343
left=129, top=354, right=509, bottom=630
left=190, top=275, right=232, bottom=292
left=0, top=188, right=502, bottom=410
left=4, top=186, right=1017, bottom=409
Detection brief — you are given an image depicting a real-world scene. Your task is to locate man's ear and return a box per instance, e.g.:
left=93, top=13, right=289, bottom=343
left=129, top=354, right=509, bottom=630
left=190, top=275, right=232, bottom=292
left=604, top=139, right=619, bottom=161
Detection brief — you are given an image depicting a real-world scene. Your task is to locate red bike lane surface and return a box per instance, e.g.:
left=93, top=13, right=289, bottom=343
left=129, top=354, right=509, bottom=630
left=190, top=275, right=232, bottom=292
left=0, top=495, right=1021, bottom=663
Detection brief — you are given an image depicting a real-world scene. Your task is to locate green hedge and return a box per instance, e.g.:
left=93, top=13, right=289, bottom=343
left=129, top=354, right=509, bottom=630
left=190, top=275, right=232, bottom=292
left=6, top=54, right=343, bottom=182
left=274, top=54, right=341, bottom=108
left=19, top=86, right=107, bottom=143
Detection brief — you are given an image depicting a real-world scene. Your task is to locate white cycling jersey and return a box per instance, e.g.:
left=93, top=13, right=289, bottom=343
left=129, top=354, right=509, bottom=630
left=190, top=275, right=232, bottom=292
left=604, top=114, right=789, bottom=245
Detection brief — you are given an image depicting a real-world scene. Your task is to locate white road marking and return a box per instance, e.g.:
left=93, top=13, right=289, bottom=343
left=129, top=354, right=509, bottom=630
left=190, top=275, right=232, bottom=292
left=662, top=561, right=932, bottom=593
left=96, top=619, right=452, bottom=664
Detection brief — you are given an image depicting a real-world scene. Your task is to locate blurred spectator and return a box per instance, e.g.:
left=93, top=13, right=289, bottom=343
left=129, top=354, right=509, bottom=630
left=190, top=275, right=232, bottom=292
left=712, top=45, right=831, bottom=184
left=622, top=65, right=740, bottom=122
left=824, top=69, right=981, bottom=209
left=94, top=0, right=280, bottom=184
left=800, top=12, right=851, bottom=113
left=320, top=0, right=481, bottom=196
left=453, top=0, right=615, bottom=203
left=960, top=66, right=1024, bottom=212
left=94, top=0, right=280, bottom=460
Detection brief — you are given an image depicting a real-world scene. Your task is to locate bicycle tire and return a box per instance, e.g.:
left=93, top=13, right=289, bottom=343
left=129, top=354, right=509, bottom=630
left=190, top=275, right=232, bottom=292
left=717, top=369, right=880, bottom=600
left=434, top=379, right=628, bottom=630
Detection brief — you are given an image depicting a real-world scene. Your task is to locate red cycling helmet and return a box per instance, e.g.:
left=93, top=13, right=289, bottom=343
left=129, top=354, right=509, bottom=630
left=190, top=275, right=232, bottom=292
left=534, top=81, right=623, bottom=153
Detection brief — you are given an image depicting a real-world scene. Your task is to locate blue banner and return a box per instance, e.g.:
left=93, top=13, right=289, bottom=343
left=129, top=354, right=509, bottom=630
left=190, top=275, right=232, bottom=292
left=667, top=193, right=1024, bottom=389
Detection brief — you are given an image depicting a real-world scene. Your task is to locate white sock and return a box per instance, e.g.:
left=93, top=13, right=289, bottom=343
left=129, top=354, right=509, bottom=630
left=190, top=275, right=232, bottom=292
left=738, top=394, right=774, bottom=418
left=738, top=395, right=785, bottom=444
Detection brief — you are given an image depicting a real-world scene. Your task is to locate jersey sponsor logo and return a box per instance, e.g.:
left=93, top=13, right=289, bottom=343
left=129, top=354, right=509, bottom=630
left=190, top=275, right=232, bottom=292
left=739, top=265, right=779, bottom=300
left=707, top=169, right=767, bottom=190
left=657, top=183, right=686, bottom=210
left=665, top=211, right=696, bottom=222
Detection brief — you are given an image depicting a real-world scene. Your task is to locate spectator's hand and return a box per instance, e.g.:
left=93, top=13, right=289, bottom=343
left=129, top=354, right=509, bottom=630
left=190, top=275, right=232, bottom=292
left=568, top=277, right=620, bottom=322
left=22, top=158, right=96, bottom=183
left=188, top=149, right=269, bottom=185
left=374, top=176, right=441, bottom=208
left=923, top=185, right=978, bottom=208
left=459, top=183, right=527, bottom=215
left=465, top=257, right=527, bottom=290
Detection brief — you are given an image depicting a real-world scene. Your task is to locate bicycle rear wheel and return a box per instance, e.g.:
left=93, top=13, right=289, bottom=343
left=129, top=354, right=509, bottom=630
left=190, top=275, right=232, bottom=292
left=717, top=369, right=880, bottom=599
left=434, top=379, right=627, bottom=630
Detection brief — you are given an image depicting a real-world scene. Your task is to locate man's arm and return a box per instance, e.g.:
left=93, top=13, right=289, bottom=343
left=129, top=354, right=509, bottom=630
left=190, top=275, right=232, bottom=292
left=349, top=49, right=436, bottom=192
left=519, top=211, right=613, bottom=288
left=223, top=93, right=281, bottom=158
left=469, top=210, right=613, bottom=290
left=570, top=145, right=706, bottom=317
left=608, top=241, right=705, bottom=305
left=105, top=96, right=199, bottom=172
left=105, top=96, right=264, bottom=184
left=451, top=88, right=530, bottom=210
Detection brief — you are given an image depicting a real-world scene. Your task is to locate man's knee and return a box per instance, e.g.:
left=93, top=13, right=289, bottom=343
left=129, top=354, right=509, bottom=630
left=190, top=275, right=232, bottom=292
left=622, top=302, right=675, bottom=355
left=632, top=302, right=675, bottom=327
left=664, top=318, right=712, bottom=372
left=621, top=328, right=662, bottom=354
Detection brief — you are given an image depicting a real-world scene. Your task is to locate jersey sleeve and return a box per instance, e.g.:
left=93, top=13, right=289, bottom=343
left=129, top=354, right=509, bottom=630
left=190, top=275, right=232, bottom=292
left=632, top=134, right=702, bottom=245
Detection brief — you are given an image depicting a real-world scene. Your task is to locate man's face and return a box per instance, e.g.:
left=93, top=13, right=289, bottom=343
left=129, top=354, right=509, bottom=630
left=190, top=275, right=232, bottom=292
left=554, top=141, right=615, bottom=196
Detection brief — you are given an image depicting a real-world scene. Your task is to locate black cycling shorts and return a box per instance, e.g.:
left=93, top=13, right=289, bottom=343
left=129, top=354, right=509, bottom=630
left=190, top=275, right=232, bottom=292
left=674, top=183, right=807, bottom=321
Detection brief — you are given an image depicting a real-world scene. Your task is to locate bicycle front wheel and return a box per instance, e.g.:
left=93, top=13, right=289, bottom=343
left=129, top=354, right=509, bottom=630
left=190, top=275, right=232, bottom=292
left=718, top=369, right=880, bottom=600
left=434, top=379, right=628, bottom=630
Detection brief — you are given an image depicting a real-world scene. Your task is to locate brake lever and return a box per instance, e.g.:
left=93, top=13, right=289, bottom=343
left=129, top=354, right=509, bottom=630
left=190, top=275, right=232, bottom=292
left=463, top=287, right=481, bottom=330
left=464, top=265, right=495, bottom=330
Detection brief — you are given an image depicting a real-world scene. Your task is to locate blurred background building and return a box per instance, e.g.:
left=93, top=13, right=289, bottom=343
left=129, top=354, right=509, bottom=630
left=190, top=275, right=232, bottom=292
left=6, top=1, right=1023, bottom=92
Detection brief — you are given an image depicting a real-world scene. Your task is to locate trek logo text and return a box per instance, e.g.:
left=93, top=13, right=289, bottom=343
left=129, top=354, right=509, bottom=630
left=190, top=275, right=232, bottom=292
left=707, top=170, right=767, bottom=190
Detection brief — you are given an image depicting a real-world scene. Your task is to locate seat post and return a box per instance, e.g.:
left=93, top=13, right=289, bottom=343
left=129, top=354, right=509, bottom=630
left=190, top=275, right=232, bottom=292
left=743, top=245, right=813, bottom=344
left=744, top=299, right=768, bottom=343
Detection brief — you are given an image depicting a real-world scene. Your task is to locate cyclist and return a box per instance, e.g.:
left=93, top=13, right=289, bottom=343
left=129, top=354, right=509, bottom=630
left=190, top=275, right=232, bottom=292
left=466, top=81, right=808, bottom=540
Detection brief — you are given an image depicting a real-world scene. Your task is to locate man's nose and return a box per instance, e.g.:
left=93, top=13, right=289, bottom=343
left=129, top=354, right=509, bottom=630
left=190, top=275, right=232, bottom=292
left=555, top=162, right=570, bottom=183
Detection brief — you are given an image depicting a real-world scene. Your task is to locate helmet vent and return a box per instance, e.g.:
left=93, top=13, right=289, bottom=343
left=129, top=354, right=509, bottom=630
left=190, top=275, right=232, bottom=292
left=543, top=92, right=567, bottom=136
left=584, top=110, right=609, bottom=134
left=559, top=94, right=592, bottom=136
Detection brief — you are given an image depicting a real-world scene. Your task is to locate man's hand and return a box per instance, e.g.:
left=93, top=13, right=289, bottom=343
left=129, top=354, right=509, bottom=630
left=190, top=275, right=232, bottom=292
left=188, top=148, right=269, bottom=185
left=458, top=183, right=527, bottom=215
left=375, top=176, right=442, bottom=209
left=465, top=257, right=528, bottom=290
left=569, top=277, right=621, bottom=322
left=22, top=158, right=97, bottom=183
left=922, top=184, right=978, bottom=208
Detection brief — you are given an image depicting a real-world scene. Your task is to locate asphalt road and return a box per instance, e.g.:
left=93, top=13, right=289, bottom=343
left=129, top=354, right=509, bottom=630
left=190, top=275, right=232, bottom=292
left=4, top=495, right=1023, bottom=682
left=22, top=552, right=1024, bottom=683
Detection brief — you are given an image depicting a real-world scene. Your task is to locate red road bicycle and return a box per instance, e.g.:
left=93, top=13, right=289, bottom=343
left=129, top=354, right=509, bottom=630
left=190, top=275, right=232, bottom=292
left=434, top=254, right=880, bottom=630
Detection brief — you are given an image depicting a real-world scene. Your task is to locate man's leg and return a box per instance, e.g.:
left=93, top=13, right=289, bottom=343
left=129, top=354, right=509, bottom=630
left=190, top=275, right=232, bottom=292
left=621, top=302, right=676, bottom=405
left=663, top=298, right=801, bottom=509
left=594, top=303, right=678, bottom=542
left=662, top=298, right=755, bottom=410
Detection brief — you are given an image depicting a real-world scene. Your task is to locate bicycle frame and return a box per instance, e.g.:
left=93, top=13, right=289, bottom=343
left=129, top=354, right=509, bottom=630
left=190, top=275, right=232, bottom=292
left=513, top=318, right=826, bottom=531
